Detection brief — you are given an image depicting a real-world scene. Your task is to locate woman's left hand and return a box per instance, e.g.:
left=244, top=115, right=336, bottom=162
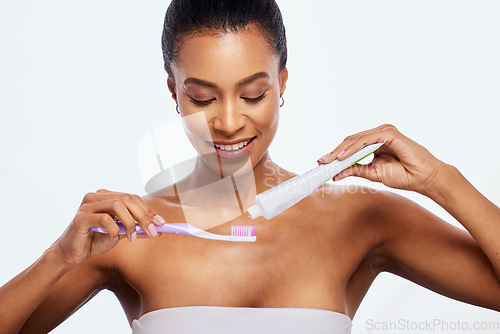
left=317, top=124, right=446, bottom=196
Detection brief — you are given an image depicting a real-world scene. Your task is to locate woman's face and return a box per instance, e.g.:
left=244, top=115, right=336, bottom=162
left=168, top=26, right=288, bottom=176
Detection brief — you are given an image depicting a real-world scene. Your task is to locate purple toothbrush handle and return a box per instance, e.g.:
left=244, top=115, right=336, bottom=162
left=89, top=222, right=127, bottom=234
left=89, top=221, right=191, bottom=235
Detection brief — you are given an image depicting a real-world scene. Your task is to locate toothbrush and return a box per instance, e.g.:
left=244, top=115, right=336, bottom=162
left=90, top=222, right=256, bottom=242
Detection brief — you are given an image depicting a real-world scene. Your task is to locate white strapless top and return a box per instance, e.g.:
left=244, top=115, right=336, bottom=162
left=132, top=306, right=352, bottom=333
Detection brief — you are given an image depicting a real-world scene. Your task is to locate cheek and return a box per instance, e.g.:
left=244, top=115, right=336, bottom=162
left=182, top=112, right=207, bottom=136
left=253, top=100, right=280, bottom=137
left=181, top=112, right=214, bottom=155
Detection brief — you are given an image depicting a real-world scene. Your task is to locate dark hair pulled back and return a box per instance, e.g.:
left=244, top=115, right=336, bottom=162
left=161, top=0, right=287, bottom=78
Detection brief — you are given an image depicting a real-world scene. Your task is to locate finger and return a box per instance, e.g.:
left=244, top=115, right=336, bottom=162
left=96, top=188, right=112, bottom=193
left=89, top=192, right=159, bottom=238
left=82, top=189, right=118, bottom=205
left=334, top=153, right=401, bottom=182
left=81, top=189, right=122, bottom=206
left=75, top=212, right=121, bottom=238
left=84, top=198, right=141, bottom=242
left=317, top=124, right=395, bottom=164
left=85, top=191, right=165, bottom=226
left=333, top=163, right=382, bottom=183
left=130, top=194, right=166, bottom=226
left=317, top=134, right=361, bottom=164
left=115, top=234, right=127, bottom=241
left=334, top=125, right=397, bottom=161
left=117, top=194, right=160, bottom=238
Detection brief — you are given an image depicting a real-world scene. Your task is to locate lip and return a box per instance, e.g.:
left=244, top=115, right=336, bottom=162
left=208, top=136, right=256, bottom=160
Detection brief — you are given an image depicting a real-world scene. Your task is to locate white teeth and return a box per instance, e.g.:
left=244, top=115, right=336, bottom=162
left=214, top=139, right=252, bottom=151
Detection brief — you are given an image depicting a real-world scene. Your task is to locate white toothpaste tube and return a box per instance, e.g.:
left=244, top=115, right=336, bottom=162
left=247, top=142, right=384, bottom=219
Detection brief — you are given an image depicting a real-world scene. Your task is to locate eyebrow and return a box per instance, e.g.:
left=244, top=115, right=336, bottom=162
left=183, top=71, right=270, bottom=88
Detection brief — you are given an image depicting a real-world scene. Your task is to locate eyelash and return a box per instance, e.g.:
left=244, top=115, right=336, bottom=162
left=189, top=91, right=268, bottom=106
left=189, top=98, right=215, bottom=106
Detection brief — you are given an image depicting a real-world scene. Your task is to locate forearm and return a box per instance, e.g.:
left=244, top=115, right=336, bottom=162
left=0, top=246, right=72, bottom=334
left=426, top=163, right=500, bottom=277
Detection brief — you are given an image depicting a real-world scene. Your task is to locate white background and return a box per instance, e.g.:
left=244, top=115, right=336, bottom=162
left=1, top=0, right=500, bottom=333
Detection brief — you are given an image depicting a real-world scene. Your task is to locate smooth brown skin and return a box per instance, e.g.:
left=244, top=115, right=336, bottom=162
left=2, top=26, right=500, bottom=333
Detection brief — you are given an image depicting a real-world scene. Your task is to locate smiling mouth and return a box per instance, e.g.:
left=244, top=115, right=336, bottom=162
left=213, top=137, right=255, bottom=151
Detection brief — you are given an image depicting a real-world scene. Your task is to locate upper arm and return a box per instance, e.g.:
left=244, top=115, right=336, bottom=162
left=372, top=191, right=500, bottom=312
left=19, top=255, right=113, bottom=334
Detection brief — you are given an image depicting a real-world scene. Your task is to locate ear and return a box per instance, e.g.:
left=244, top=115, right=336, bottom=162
left=167, top=77, right=178, bottom=103
left=279, top=68, right=288, bottom=97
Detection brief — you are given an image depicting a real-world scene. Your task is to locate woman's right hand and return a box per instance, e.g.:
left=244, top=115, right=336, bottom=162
left=53, top=189, right=166, bottom=268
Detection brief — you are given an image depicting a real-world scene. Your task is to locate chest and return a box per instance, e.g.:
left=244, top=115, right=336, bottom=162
left=116, top=215, right=361, bottom=314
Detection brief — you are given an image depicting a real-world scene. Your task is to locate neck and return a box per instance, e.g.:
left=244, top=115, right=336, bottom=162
left=251, top=151, right=294, bottom=193
left=172, top=150, right=294, bottom=229
left=186, top=150, right=292, bottom=192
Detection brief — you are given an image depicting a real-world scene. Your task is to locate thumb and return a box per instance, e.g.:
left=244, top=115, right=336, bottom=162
left=333, top=163, right=382, bottom=183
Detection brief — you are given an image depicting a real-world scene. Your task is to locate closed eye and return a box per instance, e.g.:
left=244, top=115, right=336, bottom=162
left=189, top=97, right=216, bottom=106
left=188, top=90, right=268, bottom=106
left=242, top=91, right=267, bottom=103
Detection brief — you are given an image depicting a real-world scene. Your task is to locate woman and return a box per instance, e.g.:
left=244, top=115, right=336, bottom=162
left=1, top=0, right=500, bottom=333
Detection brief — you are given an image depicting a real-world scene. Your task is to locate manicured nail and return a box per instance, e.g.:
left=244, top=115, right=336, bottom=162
left=130, top=231, right=137, bottom=243
left=147, top=223, right=158, bottom=237
left=337, top=149, right=346, bottom=158
left=153, top=214, right=166, bottom=224
left=317, top=152, right=331, bottom=162
left=112, top=236, right=119, bottom=242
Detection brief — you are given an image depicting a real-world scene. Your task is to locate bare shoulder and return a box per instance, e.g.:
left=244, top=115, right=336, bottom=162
left=311, top=183, right=399, bottom=228
left=309, top=183, right=422, bottom=267
left=314, top=183, right=424, bottom=227
left=316, top=183, right=476, bottom=273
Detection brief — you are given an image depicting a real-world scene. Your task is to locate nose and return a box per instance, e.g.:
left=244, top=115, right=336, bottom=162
left=211, top=100, right=246, bottom=136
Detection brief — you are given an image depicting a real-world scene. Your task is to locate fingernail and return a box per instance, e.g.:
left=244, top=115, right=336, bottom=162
left=112, top=236, right=119, bottom=242
left=153, top=214, right=166, bottom=224
left=337, top=149, right=346, bottom=158
left=130, top=231, right=137, bottom=243
left=147, top=223, right=158, bottom=237
left=317, top=152, right=331, bottom=162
